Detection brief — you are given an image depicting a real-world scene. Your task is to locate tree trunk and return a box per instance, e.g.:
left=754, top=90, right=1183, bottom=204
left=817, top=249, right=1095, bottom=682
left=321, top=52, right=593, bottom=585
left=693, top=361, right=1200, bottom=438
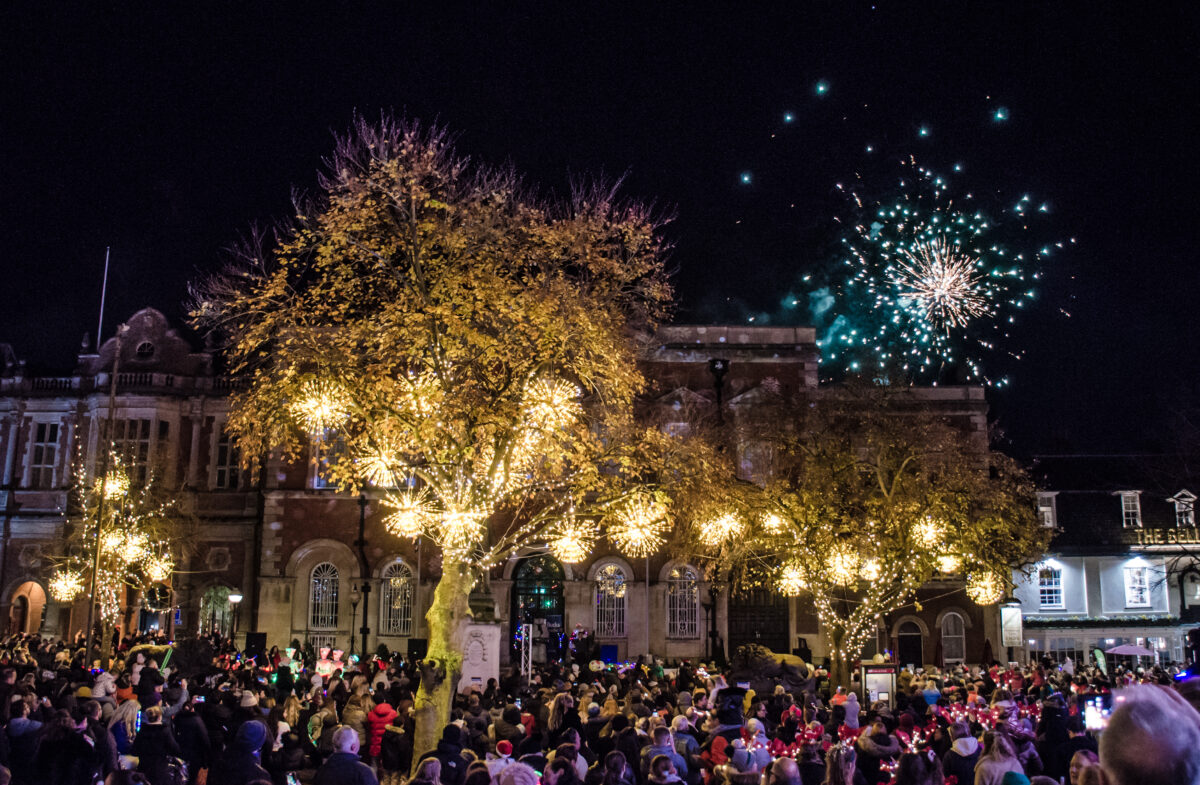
left=411, top=558, right=475, bottom=767
left=829, top=626, right=852, bottom=693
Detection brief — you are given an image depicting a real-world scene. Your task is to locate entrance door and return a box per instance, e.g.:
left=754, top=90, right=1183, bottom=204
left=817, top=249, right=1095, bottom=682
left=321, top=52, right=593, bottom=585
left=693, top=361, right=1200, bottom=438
left=9, top=596, right=28, bottom=635
left=510, top=555, right=566, bottom=662
left=897, top=621, right=924, bottom=669
left=727, top=589, right=790, bottom=654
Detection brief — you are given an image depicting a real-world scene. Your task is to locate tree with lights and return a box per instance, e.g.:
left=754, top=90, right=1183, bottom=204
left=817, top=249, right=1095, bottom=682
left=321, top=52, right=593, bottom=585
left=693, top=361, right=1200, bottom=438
left=694, top=382, right=1046, bottom=689
left=190, top=116, right=722, bottom=757
left=48, top=453, right=191, bottom=662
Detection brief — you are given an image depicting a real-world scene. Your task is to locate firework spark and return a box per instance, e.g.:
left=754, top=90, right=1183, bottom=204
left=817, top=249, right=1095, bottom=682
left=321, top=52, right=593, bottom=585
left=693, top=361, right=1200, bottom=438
left=890, top=236, right=989, bottom=330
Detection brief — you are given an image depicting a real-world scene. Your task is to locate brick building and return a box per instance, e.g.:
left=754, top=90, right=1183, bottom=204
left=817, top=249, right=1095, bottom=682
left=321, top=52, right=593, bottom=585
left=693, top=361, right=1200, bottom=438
left=1, top=310, right=998, bottom=667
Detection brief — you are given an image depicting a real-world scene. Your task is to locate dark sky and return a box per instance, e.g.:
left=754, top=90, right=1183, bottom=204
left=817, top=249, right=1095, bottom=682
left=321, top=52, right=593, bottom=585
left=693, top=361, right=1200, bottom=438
left=3, top=4, right=1198, bottom=454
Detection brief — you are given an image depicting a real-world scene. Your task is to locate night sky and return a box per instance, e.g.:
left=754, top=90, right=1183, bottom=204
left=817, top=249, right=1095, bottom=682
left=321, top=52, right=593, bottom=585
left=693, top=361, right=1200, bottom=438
left=4, top=4, right=1198, bottom=454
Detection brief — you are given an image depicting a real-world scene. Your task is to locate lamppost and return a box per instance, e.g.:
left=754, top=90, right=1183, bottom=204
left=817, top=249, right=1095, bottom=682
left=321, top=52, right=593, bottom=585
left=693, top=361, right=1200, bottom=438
left=354, top=493, right=372, bottom=660
left=228, top=592, right=243, bottom=643
left=349, top=586, right=362, bottom=658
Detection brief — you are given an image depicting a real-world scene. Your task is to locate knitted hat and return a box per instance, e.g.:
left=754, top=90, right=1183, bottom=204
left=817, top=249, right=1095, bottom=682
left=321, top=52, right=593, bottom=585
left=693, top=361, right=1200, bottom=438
left=235, top=719, right=269, bottom=750
left=240, top=692, right=259, bottom=708
left=75, top=686, right=93, bottom=698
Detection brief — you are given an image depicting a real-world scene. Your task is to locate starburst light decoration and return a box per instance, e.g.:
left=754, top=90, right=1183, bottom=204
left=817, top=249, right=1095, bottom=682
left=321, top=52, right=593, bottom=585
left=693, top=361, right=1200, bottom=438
left=938, top=554, right=962, bottom=574
left=829, top=543, right=860, bottom=584
left=761, top=513, right=786, bottom=534
left=438, top=507, right=487, bottom=557
left=966, top=571, right=1005, bottom=605
left=523, top=377, right=582, bottom=430
left=608, top=496, right=669, bottom=558
left=860, top=558, right=881, bottom=581
left=95, top=468, right=130, bottom=501
left=357, top=447, right=399, bottom=487
left=778, top=562, right=807, bottom=596
left=914, top=517, right=944, bottom=548
left=383, top=488, right=434, bottom=538
left=890, top=236, right=988, bottom=331
left=49, top=569, right=84, bottom=602
left=700, top=513, right=744, bottom=547
left=145, top=553, right=174, bottom=583
left=116, top=532, right=150, bottom=565
left=548, top=514, right=599, bottom=564
left=292, top=378, right=351, bottom=434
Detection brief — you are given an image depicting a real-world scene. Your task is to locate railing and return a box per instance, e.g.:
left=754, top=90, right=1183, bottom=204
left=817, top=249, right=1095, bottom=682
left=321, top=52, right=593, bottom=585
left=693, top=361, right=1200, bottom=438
left=30, top=377, right=75, bottom=391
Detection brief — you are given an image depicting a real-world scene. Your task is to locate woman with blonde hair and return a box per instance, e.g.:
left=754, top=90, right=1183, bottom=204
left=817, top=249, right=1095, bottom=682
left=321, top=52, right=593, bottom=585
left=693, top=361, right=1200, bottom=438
left=412, top=757, right=444, bottom=785
left=973, top=731, right=1023, bottom=785
left=821, top=744, right=865, bottom=785
left=108, top=698, right=141, bottom=756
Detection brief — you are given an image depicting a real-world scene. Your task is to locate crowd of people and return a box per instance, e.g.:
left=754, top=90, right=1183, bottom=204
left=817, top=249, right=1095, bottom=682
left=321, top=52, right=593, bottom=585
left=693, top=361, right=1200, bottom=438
left=2, top=630, right=1200, bottom=785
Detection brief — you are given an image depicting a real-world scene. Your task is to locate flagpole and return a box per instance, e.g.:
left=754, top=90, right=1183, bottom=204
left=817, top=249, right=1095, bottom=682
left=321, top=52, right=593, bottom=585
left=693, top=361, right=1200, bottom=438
left=96, top=247, right=111, bottom=347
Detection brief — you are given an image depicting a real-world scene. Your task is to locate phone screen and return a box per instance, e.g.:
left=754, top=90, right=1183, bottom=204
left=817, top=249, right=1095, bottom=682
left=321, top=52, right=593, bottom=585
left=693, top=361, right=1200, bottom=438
left=195, top=695, right=205, bottom=703
left=1084, top=696, right=1111, bottom=731
left=287, top=774, right=301, bottom=785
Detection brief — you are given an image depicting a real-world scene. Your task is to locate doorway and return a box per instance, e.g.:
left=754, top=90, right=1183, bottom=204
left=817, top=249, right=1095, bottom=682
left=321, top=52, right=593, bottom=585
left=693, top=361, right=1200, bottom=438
left=510, top=555, right=565, bottom=662
left=897, top=621, right=924, bottom=669
left=7, top=581, right=46, bottom=635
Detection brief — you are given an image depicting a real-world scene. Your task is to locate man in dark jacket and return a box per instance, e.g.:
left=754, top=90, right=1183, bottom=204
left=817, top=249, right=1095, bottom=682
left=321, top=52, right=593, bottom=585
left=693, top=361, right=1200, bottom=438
left=132, top=706, right=185, bottom=785
left=1048, top=715, right=1097, bottom=781
left=172, top=697, right=212, bottom=782
left=314, top=725, right=379, bottom=785
left=942, top=721, right=981, bottom=785
left=81, top=699, right=119, bottom=778
left=207, top=719, right=272, bottom=785
left=420, top=724, right=469, bottom=785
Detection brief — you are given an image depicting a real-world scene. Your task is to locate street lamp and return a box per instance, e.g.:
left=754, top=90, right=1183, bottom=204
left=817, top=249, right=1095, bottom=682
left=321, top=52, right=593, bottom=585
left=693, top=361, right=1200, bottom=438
left=349, top=586, right=362, bottom=657
left=228, top=593, right=243, bottom=642
left=354, top=493, right=372, bottom=660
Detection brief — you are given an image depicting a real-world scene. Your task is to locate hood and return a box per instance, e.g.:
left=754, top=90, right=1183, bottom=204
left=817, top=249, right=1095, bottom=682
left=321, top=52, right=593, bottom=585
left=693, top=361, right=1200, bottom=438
left=371, top=703, right=398, bottom=718
left=952, top=737, right=980, bottom=757
left=857, top=733, right=900, bottom=757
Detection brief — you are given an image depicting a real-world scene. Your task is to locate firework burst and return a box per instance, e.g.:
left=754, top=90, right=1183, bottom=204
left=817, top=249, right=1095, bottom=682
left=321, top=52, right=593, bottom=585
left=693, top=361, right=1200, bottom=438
left=817, top=159, right=1061, bottom=385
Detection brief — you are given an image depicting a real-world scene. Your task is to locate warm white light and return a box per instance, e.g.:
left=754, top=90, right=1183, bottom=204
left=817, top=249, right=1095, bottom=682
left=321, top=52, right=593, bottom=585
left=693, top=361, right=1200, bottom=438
left=383, top=489, right=434, bottom=538
left=608, top=496, right=668, bottom=558
left=292, top=378, right=350, bottom=434
left=938, top=554, right=962, bottom=573
left=778, top=562, right=807, bottom=596
left=49, top=570, right=84, bottom=602
left=549, top=515, right=598, bottom=563
left=700, top=513, right=743, bottom=547
left=228, top=593, right=244, bottom=604
left=967, top=571, right=1005, bottom=605
left=829, top=543, right=860, bottom=584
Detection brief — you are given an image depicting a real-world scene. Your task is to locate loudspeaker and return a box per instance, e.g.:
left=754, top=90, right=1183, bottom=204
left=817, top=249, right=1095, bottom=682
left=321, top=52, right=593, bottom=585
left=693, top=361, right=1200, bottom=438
left=244, top=632, right=267, bottom=660
left=408, top=638, right=428, bottom=660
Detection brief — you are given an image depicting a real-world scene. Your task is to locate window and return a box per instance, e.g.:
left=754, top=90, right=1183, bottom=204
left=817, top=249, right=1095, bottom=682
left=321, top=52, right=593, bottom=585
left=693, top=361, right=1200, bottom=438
left=1124, top=566, right=1151, bottom=608
left=213, top=427, right=241, bottom=489
left=310, top=562, right=340, bottom=630
left=112, top=418, right=152, bottom=485
left=941, top=612, right=966, bottom=663
left=381, top=561, right=414, bottom=636
left=311, top=431, right=345, bottom=489
left=738, top=441, right=774, bottom=486
left=1172, top=492, right=1196, bottom=527
left=1037, top=492, right=1058, bottom=528
left=663, top=422, right=691, bottom=438
left=28, top=422, right=59, bottom=488
left=594, top=563, right=627, bottom=637
left=1120, top=492, right=1142, bottom=528
left=1038, top=567, right=1064, bottom=609
left=667, top=566, right=700, bottom=639
left=135, top=341, right=156, bottom=359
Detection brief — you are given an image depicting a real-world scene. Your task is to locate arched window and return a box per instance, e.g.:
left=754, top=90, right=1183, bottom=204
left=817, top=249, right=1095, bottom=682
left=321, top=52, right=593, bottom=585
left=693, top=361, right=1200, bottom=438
left=941, top=612, right=966, bottom=664
left=667, top=566, right=700, bottom=639
left=381, top=561, right=414, bottom=636
left=594, top=563, right=627, bottom=637
left=897, top=621, right=923, bottom=668
left=310, top=562, right=339, bottom=630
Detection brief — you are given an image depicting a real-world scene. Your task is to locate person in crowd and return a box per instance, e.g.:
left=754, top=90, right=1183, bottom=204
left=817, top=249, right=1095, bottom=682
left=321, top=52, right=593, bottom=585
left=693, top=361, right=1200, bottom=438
left=313, top=725, right=379, bottom=785
left=973, top=731, right=1024, bottom=785
left=1068, top=750, right=1098, bottom=785
left=822, top=745, right=867, bottom=785
left=892, top=750, right=944, bottom=785
left=1097, top=684, right=1200, bottom=785
left=130, top=705, right=183, bottom=785
left=942, top=721, right=981, bottom=785
left=206, top=720, right=272, bottom=785
left=855, top=718, right=900, bottom=785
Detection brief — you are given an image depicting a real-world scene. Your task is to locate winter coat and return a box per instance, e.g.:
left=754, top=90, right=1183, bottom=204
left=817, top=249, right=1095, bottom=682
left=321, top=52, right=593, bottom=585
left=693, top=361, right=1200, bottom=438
left=943, top=737, right=982, bottom=785
left=381, top=725, right=413, bottom=774
left=641, top=742, right=689, bottom=781
left=207, top=750, right=271, bottom=785
left=131, top=723, right=184, bottom=785
left=314, top=751, right=381, bottom=785
left=367, top=702, right=399, bottom=757
left=84, top=717, right=120, bottom=777
left=855, top=732, right=900, bottom=785
left=173, top=708, right=211, bottom=775
left=421, top=738, right=469, bottom=785
left=32, top=730, right=98, bottom=785
left=972, top=756, right=1024, bottom=785
left=342, top=701, right=369, bottom=748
